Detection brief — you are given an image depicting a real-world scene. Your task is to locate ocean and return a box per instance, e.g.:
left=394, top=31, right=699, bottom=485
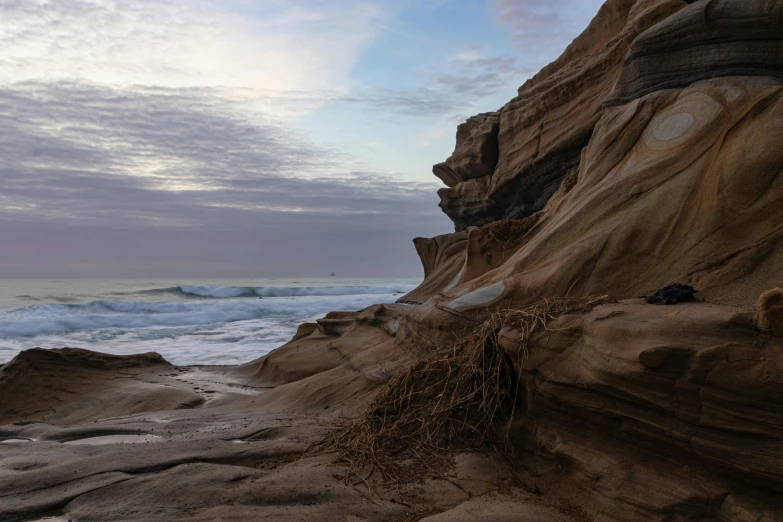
left=0, top=278, right=419, bottom=366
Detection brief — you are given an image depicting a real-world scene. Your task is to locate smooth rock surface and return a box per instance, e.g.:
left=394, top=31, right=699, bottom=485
left=435, top=0, right=783, bottom=232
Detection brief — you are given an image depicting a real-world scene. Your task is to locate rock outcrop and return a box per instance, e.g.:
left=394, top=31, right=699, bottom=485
left=606, top=0, right=783, bottom=105
left=398, top=231, right=468, bottom=304
left=414, top=0, right=783, bottom=311
left=426, top=76, right=783, bottom=310
left=505, top=300, right=783, bottom=520
left=0, top=348, right=204, bottom=425
left=436, top=0, right=783, bottom=232
left=2, top=1, right=783, bottom=521
left=433, top=112, right=500, bottom=188
left=757, top=288, right=783, bottom=336
left=394, top=2, right=783, bottom=516
left=438, top=0, right=687, bottom=231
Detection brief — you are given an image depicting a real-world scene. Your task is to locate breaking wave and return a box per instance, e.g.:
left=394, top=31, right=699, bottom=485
left=0, top=278, right=420, bottom=365
left=167, top=284, right=414, bottom=299
left=0, top=292, right=406, bottom=339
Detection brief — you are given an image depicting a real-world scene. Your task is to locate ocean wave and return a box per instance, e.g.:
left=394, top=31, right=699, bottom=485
left=0, top=293, right=401, bottom=339
left=175, top=284, right=414, bottom=298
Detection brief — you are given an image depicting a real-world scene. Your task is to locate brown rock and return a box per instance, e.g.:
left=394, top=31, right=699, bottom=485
left=433, top=112, right=500, bottom=188
left=0, top=348, right=203, bottom=425
left=437, top=0, right=686, bottom=231
left=462, top=217, right=539, bottom=283
left=508, top=301, right=783, bottom=520
left=436, top=0, right=783, bottom=233
left=757, top=288, right=783, bottom=336
left=3, top=2, right=783, bottom=521
left=398, top=231, right=468, bottom=304
left=438, top=176, right=502, bottom=230
left=606, top=0, right=783, bottom=105
left=234, top=304, right=407, bottom=387
left=426, top=76, right=783, bottom=311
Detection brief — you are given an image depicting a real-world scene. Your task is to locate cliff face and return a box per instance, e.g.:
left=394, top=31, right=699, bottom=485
left=417, top=0, right=783, bottom=308
left=363, top=3, right=783, bottom=518
left=2, top=1, right=783, bottom=521
left=392, top=0, right=783, bottom=517
left=436, top=0, right=783, bottom=232
left=420, top=75, right=783, bottom=309
left=437, top=0, right=683, bottom=231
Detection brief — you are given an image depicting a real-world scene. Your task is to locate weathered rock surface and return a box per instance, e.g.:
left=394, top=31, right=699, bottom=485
left=436, top=0, right=783, bottom=232
left=505, top=300, right=783, bottom=521
left=3, top=1, right=783, bottom=521
left=607, top=0, right=783, bottom=105
left=232, top=305, right=404, bottom=387
left=0, top=325, right=561, bottom=521
left=397, top=231, right=468, bottom=304
left=427, top=76, right=783, bottom=311
left=438, top=0, right=687, bottom=230
left=0, top=348, right=204, bottom=425
left=757, top=288, right=783, bottom=336
left=433, top=112, right=500, bottom=188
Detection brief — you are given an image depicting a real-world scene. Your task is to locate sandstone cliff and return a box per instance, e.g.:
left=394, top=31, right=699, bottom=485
left=437, top=0, right=783, bottom=233
left=2, top=1, right=782, bottom=521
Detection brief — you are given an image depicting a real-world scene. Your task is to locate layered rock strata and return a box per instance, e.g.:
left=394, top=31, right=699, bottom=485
left=2, top=1, right=783, bottom=521
left=438, top=0, right=687, bottom=231
left=606, top=0, right=783, bottom=105
left=504, top=300, right=783, bottom=521
left=414, top=0, right=783, bottom=311
left=433, top=112, right=500, bottom=188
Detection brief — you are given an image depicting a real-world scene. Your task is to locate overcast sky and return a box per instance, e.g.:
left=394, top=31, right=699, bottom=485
left=0, top=0, right=603, bottom=278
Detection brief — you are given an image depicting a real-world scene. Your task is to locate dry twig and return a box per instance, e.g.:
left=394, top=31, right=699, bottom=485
left=321, top=295, right=608, bottom=482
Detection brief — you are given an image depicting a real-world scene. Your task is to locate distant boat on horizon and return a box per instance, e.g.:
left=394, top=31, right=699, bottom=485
left=329, top=272, right=336, bottom=277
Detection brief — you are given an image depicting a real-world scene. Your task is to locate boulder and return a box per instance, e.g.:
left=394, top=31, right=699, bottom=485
left=757, top=288, right=783, bottom=336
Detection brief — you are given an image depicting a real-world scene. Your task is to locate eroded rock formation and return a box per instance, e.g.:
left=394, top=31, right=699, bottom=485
left=757, top=288, right=783, bottom=336
left=398, top=231, right=469, bottom=304
left=606, top=0, right=783, bottom=105
left=2, top=1, right=783, bottom=521
left=437, top=0, right=783, bottom=233
left=505, top=301, right=783, bottom=520
left=433, top=112, right=500, bottom=188
left=0, top=348, right=204, bottom=425
left=416, top=0, right=783, bottom=311
left=427, top=76, right=783, bottom=311
left=438, top=0, right=687, bottom=231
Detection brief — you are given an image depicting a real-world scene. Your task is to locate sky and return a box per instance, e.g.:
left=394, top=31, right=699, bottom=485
left=0, top=0, right=604, bottom=278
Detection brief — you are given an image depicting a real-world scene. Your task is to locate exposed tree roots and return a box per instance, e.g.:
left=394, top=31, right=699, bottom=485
left=323, top=295, right=609, bottom=482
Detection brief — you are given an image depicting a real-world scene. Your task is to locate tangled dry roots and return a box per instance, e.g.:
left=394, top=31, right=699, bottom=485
left=325, top=295, right=608, bottom=482
left=483, top=216, right=539, bottom=248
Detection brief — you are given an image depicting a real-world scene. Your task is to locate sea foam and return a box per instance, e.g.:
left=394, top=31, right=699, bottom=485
left=0, top=279, right=418, bottom=365
left=0, top=292, right=405, bottom=339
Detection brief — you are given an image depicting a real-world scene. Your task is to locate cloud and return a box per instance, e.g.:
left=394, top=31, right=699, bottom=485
left=490, top=0, right=606, bottom=59
left=0, top=0, right=607, bottom=277
left=435, top=55, right=527, bottom=101
left=0, top=81, right=444, bottom=232
left=337, top=53, right=527, bottom=121
left=0, top=80, right=451, bottom=276
left=0, top=0, right=386, bottom=119
left=0, top=0, right=459, bottom=278
left=346, top=2, right=605, bottom=122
